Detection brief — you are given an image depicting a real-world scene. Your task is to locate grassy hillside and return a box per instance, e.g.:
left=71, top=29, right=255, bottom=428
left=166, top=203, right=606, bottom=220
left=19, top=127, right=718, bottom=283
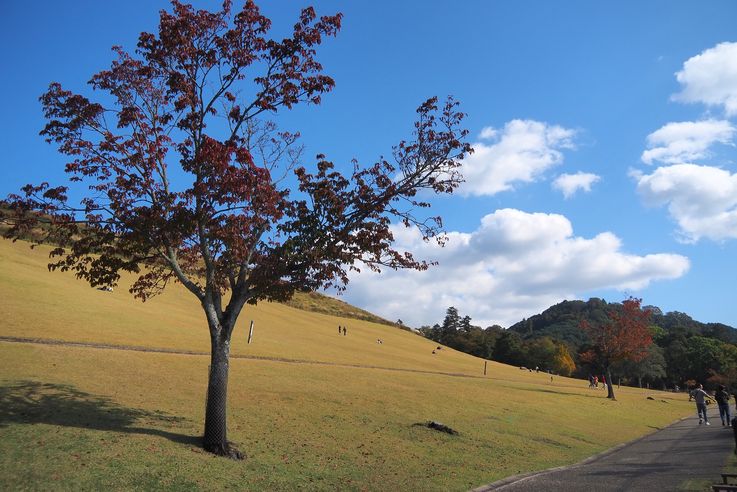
left=286, top=291, right=397, bottom=327
left=0, top=240, right=484, bottom=374
left=0, top=239, right=693, bottom=491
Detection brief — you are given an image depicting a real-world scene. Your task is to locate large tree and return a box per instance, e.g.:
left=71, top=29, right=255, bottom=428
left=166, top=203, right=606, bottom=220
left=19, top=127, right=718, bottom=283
left=439, top=306, right=461, bottom=345
left=614, top=343, right=666, bottom=388
left=3, top=1, right=471, bottom=458
left=580, top=297, right=653, bottom=399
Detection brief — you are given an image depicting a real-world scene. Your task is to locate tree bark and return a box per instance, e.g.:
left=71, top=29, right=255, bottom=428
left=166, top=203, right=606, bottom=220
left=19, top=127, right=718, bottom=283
left=203, top=330, right=244, bottom=459
left=606, top=367, right=616, bottom=400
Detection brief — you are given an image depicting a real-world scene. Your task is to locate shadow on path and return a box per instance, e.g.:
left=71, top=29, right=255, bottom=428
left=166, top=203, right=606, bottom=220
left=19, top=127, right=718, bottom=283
left=478, top=408, right=733, bottom=491
left=0, top=380, right=200, bottom=446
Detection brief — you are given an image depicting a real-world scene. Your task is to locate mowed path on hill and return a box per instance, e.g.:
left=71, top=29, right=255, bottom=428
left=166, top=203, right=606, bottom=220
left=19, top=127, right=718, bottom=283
left=0, top=239, right=487, bottom=376
left=0, top=239, right=698, bottom=490
left=0, top=335, right=488, bottom=380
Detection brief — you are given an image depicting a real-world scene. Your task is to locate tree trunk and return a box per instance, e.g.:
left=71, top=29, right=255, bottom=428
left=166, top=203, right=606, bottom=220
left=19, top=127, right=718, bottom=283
left=638, top=376, right=642, bottom=388
left=606, top=367, right=616, bottom=400
left=203, top=331, right=244, bottom=460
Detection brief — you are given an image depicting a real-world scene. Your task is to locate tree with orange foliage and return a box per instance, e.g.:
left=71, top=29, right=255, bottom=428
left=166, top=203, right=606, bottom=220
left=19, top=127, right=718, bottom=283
left=580, top=297, right=653, bottom=399
left=552, top=341, right=576, bottom=377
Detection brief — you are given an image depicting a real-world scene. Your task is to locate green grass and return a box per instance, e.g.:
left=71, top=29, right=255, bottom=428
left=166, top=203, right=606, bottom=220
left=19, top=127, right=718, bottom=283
left=0, top=239, right=694, bottom=491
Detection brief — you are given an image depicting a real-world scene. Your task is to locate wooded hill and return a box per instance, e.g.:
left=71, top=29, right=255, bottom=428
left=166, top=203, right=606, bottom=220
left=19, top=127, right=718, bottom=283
left=419, top=299, right=737, bottom=390
left=508, top=298, right=737, bottom=346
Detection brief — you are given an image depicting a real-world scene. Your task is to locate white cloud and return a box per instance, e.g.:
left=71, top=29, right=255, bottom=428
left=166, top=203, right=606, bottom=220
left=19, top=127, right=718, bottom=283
left=635, top=163, right=737, bottom=242
left=552, top=172, right=601, bottom=198
left=641, top=120, right=735, bottom=165
left=340, top=209, right=689, bottom=328
left=673, top=42, right=737, bottom=116
left=478, top=126, right=498, bottom=140
left=460, top=120, right=577, bottom=196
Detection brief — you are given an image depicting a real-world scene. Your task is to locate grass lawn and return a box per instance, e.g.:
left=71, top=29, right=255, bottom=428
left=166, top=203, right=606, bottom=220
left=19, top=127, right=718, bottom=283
left=0, top=239, right=694, bottom=490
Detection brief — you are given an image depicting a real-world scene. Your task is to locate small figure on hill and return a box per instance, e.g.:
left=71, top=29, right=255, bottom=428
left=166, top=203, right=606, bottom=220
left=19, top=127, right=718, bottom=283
left=593, top=375, right=599, bottom=388
left=692, top=384, right=714, bottom=425
left=432, top=349, right=436, bottom=355
left=338, top=325, right=342, bottom=334
left=601, top=375, right=607, bottom=391
left=550, top=375, right=554, bottom=383
left=535, top=366, right=539, bottom=372
left=343, top=326, right=347, bottom=336
left=588, top=374, right=595, bottom=389
left=716, top=385, right=732, bottom=426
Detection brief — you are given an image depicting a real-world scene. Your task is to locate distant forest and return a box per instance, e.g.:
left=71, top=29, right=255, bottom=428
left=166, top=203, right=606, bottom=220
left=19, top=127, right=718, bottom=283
left=417, top=299, right=737, bottom=390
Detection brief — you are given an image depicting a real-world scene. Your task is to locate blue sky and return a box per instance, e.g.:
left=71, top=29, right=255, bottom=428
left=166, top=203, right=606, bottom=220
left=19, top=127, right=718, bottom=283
left=2, top=1, right=737, bottom=328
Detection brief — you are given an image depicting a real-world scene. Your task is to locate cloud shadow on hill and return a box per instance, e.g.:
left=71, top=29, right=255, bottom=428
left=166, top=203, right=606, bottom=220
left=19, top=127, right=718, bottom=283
left=0, top=380, right=200, bottom=446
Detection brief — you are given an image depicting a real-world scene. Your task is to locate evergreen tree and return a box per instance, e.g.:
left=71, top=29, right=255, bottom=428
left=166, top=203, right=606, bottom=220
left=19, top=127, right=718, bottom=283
left=440, top=307, right=461, bottom=344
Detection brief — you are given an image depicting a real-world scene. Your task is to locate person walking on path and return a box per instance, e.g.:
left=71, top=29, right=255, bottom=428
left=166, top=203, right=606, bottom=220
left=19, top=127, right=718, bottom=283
left=692, top=384, right=715, bottom=425
left=715, top=384, right=732, bottom=426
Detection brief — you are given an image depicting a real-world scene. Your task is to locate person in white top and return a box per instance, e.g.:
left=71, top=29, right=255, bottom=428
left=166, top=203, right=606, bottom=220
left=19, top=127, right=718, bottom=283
left=691, top=384, right=715, bottom=425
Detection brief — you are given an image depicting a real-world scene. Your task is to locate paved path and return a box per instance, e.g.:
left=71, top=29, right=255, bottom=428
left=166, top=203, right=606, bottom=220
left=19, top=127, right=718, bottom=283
left=480, top=407, right=735, bottom=491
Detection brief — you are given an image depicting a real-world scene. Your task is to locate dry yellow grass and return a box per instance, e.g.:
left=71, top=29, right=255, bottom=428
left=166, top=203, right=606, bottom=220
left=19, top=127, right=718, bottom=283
left=0, top=238, right=694, bottom=490
left=0, top=239, right=483, bottom=374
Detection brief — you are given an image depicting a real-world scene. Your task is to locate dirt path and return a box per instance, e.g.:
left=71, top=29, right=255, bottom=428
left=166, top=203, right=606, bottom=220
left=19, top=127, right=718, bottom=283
left=0, top=335, right=485, bottom=380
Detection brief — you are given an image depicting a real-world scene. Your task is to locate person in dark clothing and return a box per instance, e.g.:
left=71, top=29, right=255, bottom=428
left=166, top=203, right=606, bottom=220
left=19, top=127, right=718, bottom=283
left=716, top=384, right=732, bottom=426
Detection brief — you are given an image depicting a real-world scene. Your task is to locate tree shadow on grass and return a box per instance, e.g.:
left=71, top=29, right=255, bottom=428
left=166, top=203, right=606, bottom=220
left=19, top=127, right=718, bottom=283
left=514, top=386, right=597, bottom=398
left=0, top=380, right=200, bottom=446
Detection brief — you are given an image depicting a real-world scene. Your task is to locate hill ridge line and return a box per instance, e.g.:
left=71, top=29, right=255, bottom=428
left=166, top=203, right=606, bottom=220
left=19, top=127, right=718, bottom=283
left=0, top=335, right=486, bottom=380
